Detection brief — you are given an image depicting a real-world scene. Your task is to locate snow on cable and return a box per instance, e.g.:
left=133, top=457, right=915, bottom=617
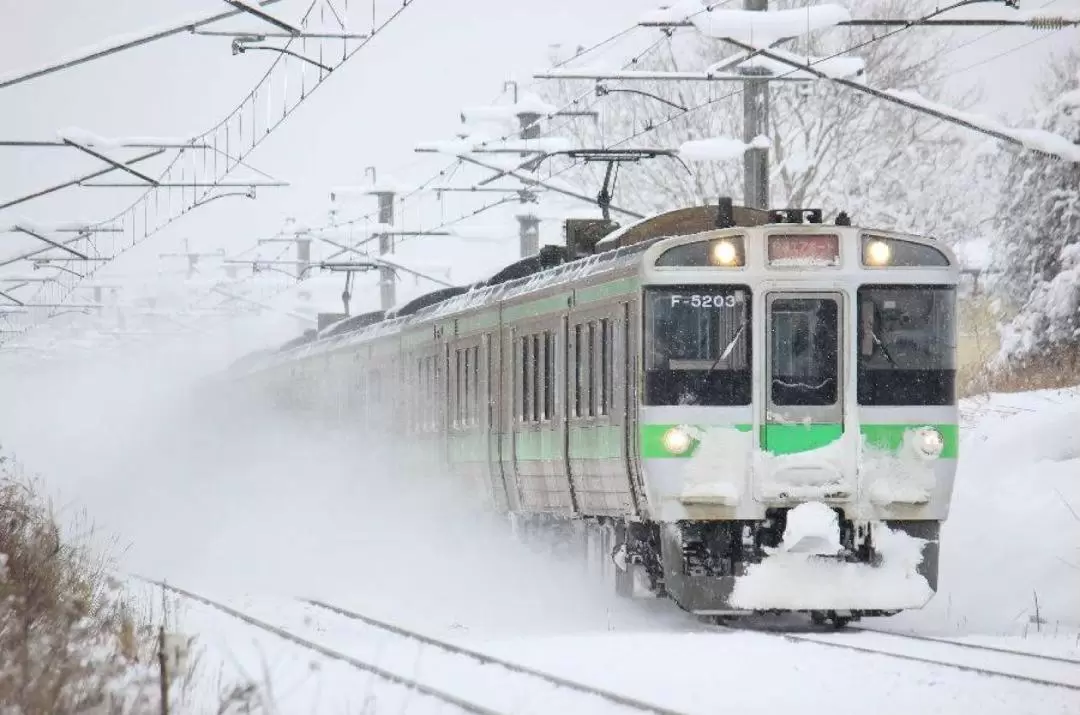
left=679, top=134, right=770, bottom=161
left=738, top=47, right=865, bottom=80
left=884, top=89, right=1080, bottom=162
left=640, top=0, right=708, bottom=24
left=415, top=135, right=573, bottom=155
left=689, top=4, right=852, bottom=44
left=460, top=92, right=558, bottom=126
left=57, top=127, right=196, bottom=149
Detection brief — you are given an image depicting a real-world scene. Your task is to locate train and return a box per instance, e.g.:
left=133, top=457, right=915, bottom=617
left=227, top=198, right=960, bottom=627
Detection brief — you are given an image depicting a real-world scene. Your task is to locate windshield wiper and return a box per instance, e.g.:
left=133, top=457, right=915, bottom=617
left=706, top=320, right=748, bottom=373
left=870, top=328, right=901, bottom=368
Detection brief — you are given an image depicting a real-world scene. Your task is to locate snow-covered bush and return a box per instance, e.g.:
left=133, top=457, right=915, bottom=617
left=992, top=51, right=1080, bottom=378
left=0, top=450, right=163, bottom=713
left=0, top=450, right=276, bottom=714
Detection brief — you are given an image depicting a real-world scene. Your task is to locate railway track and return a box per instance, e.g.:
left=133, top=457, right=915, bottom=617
left=300, top=598, right=686, bottom=715
left=719, top=620, right=1080, bottom=691
left=144, top=579, right=686, bottom=715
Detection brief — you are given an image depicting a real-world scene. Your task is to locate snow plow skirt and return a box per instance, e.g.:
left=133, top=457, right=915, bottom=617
left=659, top=520, right=941, bottom=614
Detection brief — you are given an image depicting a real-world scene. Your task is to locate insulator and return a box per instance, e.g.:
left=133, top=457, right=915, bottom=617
left=1026, top=16, right=1075, bottom=30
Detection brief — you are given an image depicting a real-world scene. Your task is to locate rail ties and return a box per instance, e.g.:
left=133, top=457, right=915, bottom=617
left=722, top=622, right=1080, bottom=691
left=301, top=598, right=686, bottom=715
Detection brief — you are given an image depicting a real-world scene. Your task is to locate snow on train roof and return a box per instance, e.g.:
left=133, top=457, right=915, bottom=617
left=258, top=236, right=660, bottom=370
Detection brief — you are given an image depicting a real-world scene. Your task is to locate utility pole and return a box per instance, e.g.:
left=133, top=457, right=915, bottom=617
left=516, top=214, right=540, bottom=256
left=365, top=166, right=397, bottom=311
left=742, top=0, right=770, bottom=210
left=507, top=81, right=543, bottom=257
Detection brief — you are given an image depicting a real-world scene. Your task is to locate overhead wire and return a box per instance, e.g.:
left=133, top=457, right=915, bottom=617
left=190, top=0, right=997, bottom=321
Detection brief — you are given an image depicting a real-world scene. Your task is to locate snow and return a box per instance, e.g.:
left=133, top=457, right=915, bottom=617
left=329, top=178, right=408, bottom=197
left=415, top=134, right=573, bottom=155
left=756, top=428, right=854, bottom=501
left=730, top=519, right=934, bottom=611
left=678, top=133, right=770, bottom=161
left=640, top=0, right=708, bottom=24
left=4, top=322, right=1080, bottom=711
left=459, top=91, right=558, bottom=126
left=679, top=425, right=748, bottom=506
left=779, top=500, right=842, bottom=555
left=2, top=218, right=122, bottom=233
left=56, top=126, right=195, bottom=147
left=0, top=0, right=286, bottom=89
left=739, top=47, right=865, bottom=80
left=883, top=89, right=1080, bottom=162
left=689, top=5, right=852, bottom=45
left=308, top=222, right=394, bottom=236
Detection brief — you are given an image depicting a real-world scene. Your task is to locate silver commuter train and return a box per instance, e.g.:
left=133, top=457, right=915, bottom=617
left=231, top=199, right=960, bottom=626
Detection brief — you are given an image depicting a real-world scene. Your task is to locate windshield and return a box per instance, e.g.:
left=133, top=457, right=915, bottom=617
left=644, top=285, right=751, bottom=406
left=857, top=285, right=956, bottom=405
left=769, top=297, right=839, bottom=406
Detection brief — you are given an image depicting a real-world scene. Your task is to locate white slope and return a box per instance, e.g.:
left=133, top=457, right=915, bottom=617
left=881, top=387, right=1080, bottom=636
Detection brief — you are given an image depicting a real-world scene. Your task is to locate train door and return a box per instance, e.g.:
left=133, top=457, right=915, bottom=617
left=481, top=332, right=511, bottom=512
left=762, top=292, right=844, bottom=455
left=620, top=300, right=644, bottom=513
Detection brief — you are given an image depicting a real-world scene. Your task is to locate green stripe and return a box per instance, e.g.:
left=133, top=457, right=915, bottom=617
left=457, top=310, right=499, bottom=334
left=569, top=425, right=622, bottom=459
left=575, top=277, right=639, bottom=305
left=763, top=423, right=843, bottom=455
left=514, top=428, right=564, bottom=460
left=639, top=422, right=959, bottom=459
left=504, top=294, right=571, bottom=322
left=640, top=423, right=752, bottom=459
left=862, top=423, right=959, bottom=459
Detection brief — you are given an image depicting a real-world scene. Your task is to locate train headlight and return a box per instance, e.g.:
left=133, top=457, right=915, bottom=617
left=865, top=239, right=891, bottom=266
left=662, top=426, right=694, bottom=455
left=910, top=427, right=944, bottom=460
left=710, top=239, right=738, bottom=266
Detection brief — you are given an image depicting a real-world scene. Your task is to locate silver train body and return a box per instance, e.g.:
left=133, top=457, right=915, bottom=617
left=230, top=203, right=960, bottom=622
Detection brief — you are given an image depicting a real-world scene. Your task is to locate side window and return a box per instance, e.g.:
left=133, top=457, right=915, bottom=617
left=522, top=336, right=533, bottom=423
left=599, top=318, right=610, bottom=416
left=544, top=331, right=555, bottom=421
left=574, top=324, right=583, bottom=418
left=465, top=347, right=472, bottom=427
left=471, top=345, right=480, bottom=426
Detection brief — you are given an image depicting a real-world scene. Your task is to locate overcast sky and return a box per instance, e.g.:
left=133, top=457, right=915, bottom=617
left=1, top=0, right=1078, bottom=345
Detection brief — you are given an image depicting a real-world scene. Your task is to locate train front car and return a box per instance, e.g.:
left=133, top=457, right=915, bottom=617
left=633, top=219, right=959, bottom=625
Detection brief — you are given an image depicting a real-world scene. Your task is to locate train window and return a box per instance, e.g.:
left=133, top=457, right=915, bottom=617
left=574, top=324, right=583, bottom=418
left=472, top=345, right=480, bottom=426
left=861, top=235, right=950, bottom=268
left=644, top=285, right=752, bottom=406
left=544, top=332, right=555, bottom=421
left=857, top=285, right=956, bottom=405
left=585, top=324, right=595, bottom=417
left=464, top=348, right=471, bottom=426
left=600, top=318, right=611, bottom=415
left=523, top=337, right=533, bottom=423
left=769, top=298, right=839, bottom=406
left=532, top=335, right=542, bottom=423
left=655, top=235, right=746, bottom=268
left=588, top=322, right=599, bottom=417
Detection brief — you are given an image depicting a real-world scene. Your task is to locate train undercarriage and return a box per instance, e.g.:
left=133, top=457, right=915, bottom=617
left=508, top=509, right=941, bottom=629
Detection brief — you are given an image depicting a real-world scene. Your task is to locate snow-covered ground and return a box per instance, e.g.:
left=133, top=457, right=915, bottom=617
left=2, top=342, right=1078, bottom=713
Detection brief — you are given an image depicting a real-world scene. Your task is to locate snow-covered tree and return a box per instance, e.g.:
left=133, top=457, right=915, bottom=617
left=992, top=50, right=1080, bottom=365
left=539, top=0, right=991, bottom=247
